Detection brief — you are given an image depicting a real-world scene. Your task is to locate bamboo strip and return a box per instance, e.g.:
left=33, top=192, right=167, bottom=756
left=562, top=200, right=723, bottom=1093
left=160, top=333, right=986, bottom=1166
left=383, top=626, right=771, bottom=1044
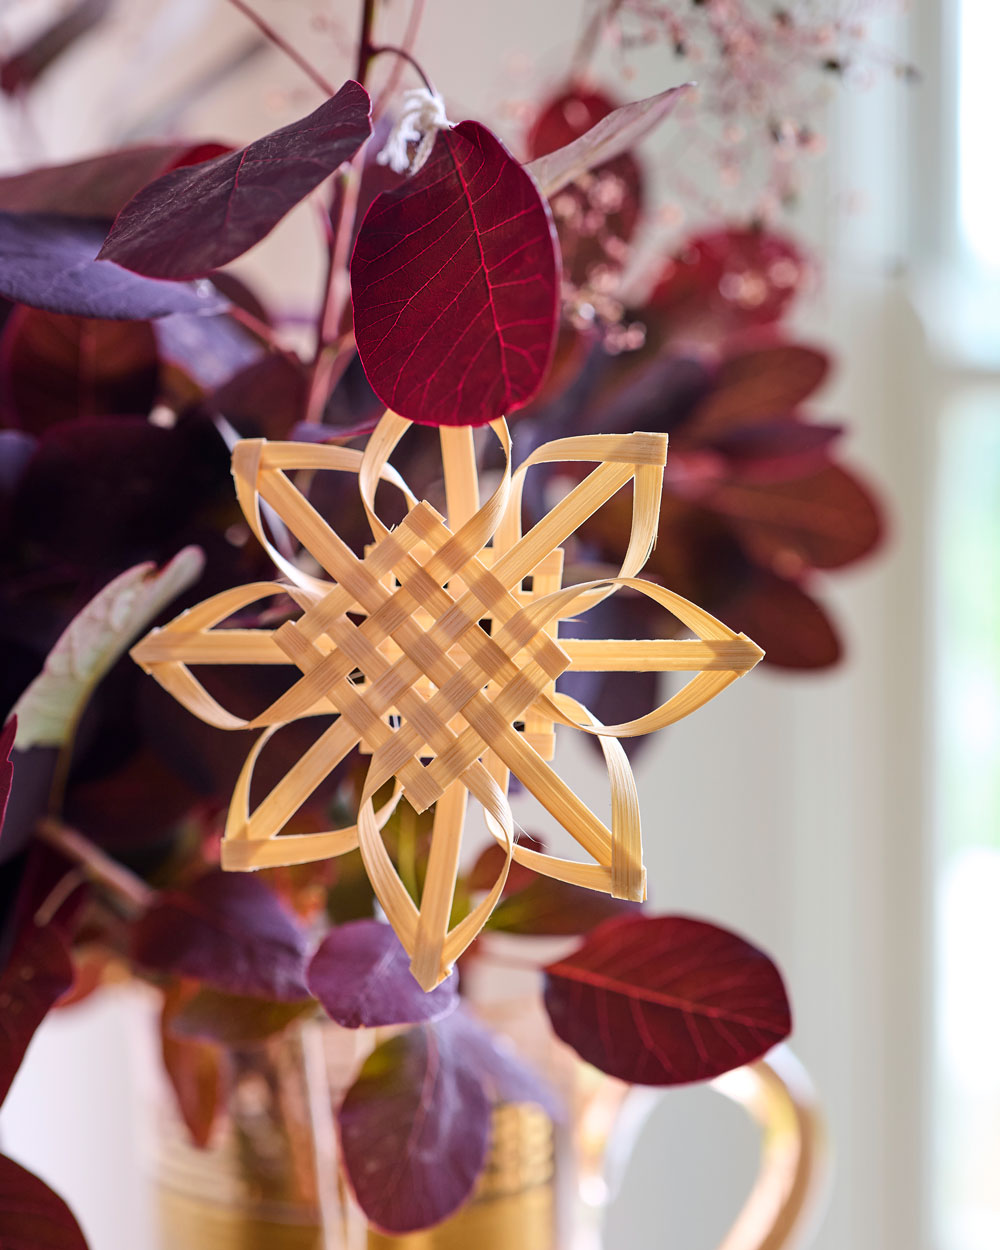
left=131, top=410, right=764, bottom=987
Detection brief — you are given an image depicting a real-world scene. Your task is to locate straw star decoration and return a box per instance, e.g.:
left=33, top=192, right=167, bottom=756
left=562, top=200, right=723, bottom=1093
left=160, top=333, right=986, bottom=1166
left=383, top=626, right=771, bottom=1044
left=132, top=412, right=762, bottom=988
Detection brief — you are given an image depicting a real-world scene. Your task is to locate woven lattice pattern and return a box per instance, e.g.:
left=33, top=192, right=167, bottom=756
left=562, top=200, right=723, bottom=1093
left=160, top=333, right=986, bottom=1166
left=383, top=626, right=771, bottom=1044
left=132, top=413, right=763, bottom=987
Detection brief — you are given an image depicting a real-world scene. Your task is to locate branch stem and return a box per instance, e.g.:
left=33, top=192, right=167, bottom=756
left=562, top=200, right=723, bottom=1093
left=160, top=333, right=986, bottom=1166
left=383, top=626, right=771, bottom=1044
left=36, top=818, right=155, bottom=914
left=355, top=0, right=377, bottom=86
left=372, top=0, right=427, bottom=120
left=368, top=44, right=433, bottom=93
left=224, top=0, right=337, bottom=96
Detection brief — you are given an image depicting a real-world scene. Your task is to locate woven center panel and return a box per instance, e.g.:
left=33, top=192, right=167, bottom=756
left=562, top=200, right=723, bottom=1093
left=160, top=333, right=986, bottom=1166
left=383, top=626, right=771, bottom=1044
left=273, top=503, right=570, bottom=814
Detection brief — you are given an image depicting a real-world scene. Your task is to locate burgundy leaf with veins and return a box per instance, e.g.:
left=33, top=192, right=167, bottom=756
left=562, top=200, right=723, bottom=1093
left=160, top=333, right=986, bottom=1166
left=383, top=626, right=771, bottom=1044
left=100, top=81, right=372, bottom=280
left=543, top=913, right=791, bottom=1085
left=351, top=121, right=559, bottom=427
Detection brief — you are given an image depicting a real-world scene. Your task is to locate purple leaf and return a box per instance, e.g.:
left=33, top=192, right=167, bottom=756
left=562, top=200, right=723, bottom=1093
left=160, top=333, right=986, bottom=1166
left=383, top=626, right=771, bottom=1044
left=0, top=306, right=159, bottom=432
left=337, top=1023, right=490, bottom=1233
left=131, top=869, right=311, bottom=1001
left=0, top=143, right=229, bottom=219
left=543, top=914, right=791, bottom=1086
left=307, top=919, right=458, bottom=1028
left=153, top=308, right=261, bottom=391
left=0, top=213, right=226, bottom=319
left=437, top=1009, right=560, bottom=1119
left=351, top=121, right=559, bottom=427
left=0, top=1154, right=88, bottom=1250
left=100, top=82, right=372, bottom=280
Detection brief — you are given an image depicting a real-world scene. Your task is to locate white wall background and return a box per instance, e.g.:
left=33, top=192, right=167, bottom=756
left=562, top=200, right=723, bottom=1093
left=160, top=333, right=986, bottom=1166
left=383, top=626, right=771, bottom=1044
left=0, top=3, right=932, bottom=1249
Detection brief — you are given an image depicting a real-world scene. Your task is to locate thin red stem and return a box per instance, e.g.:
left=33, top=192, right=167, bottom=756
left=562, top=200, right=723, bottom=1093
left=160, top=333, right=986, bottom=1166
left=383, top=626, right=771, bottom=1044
left=37, top=818, right=155, bottom=914
left=226, top=303, right=302, bottom=366
left=373, top=0, right=427, bottom=120
left=303, top=0, right=382, bottom=424
left=304, top=166, right=362, bottom=422
left=368, top=44, right=434, bottom=93
left=224, top=0, right=337, bottom=96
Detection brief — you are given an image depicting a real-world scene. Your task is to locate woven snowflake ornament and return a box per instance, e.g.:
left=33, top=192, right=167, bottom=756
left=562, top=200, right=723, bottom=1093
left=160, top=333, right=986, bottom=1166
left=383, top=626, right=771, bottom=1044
left=132, top=414, right=762, bottom=988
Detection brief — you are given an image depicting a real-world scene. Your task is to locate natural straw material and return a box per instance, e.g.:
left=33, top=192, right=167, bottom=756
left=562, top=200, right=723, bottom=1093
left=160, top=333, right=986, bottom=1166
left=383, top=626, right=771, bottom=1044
left=132, top=413, right=763, bottom=989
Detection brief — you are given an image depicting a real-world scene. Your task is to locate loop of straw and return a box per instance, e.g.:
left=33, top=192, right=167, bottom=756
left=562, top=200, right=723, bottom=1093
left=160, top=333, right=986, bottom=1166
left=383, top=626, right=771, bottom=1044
left=131, top=412, right=763, bottom=989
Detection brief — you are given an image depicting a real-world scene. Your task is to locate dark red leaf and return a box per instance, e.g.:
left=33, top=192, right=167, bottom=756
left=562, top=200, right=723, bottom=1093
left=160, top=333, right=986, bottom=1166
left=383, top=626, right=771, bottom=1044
left=319, top=351, right=384, bottom=439
left=543, top=914, right=791, bottom=1085
left=710, top=462, right=885, bottom=571
left=160, top=987, right=227, bottom=1149
left=0, top=213, right=226, bottom=320
left=648, top=227, right=809, bottom=341
left=12, top=414, right=233, bottom=575
left=307, top=919, right=457, bottom=1028
left=0, top=307, right=158, bottom=432
left=0, top=143, right=229, bottom=219
left=467, top=832, right=544, bottom=897
left=132, top=870, right=311, bottom=1001
left=528, top=88, right=642, bottom=289
left=0, top=914, right=74, bottom=1104
left=708, top=418, right=843, bottom=482
left=528, top=88, right=619, bottom=156
left=0, top=1154, right=88, bottom=1250
left=488, top=874, right=640, bottom=936
left=165, top=986, right=313, bottom=1046
left=63, top=745, right=202, bottom=854
left=692, top=345, right=831, bottom=433
left=337, top=1023, right=490, bottom=1233
left=351, top=121, right=559, bottom=427
left=0, top=0, right=111, bottom=95
left=100, top=82, right=372, bottom=280
left=210, top=353, right=309, bottom=438
left=470, top=828, right=639, bottom=936
left=723, top=570, right=843, bottom=669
